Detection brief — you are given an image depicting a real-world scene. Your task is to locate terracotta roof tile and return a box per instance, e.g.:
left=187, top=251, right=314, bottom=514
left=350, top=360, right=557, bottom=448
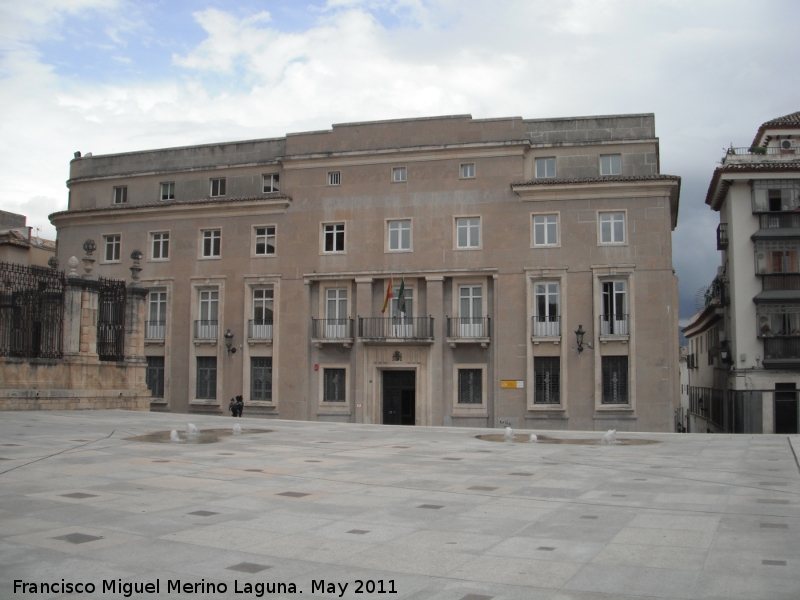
left=704, top=160, right=800, bottom=209
left=751, top=110, right=800, bottom=146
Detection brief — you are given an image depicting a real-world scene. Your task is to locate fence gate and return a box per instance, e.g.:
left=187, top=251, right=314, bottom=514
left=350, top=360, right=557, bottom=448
left=0, top=262, right=65, bottom=359
left=97, top=277, right=126, bottom=361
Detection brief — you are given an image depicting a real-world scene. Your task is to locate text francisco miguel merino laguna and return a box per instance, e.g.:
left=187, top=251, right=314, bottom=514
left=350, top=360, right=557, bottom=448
left=14, top=578, right=399, bottom=596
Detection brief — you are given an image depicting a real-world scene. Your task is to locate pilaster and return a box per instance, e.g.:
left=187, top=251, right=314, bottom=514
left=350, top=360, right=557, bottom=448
left=426, top=276, right=445, bottom=426
left=354, top=277, right=374, bottom=423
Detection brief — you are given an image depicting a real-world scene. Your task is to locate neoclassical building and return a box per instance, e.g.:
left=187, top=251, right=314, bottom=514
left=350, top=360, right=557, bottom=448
left=51, top=113, right=681, bottom=431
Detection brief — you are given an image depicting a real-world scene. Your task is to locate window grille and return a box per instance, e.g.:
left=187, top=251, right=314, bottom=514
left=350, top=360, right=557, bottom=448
left=251, top=357, right=273, bottom=400
left=458, top=369, right=482, bottom=404
left=323, top=368, right=346, bottom=402
left=601, top=356, right=628, bottom=404
left=146, top=356, right=165, bottom=398
left=534, top=357, right=560, bottom=404
left=196, top=356, right=217, bottom=399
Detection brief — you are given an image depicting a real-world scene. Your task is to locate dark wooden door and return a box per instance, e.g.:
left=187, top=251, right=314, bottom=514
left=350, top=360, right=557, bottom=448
left=383, top=370, right=415, bottom=425
left=775, top=384, right=798, bottom=434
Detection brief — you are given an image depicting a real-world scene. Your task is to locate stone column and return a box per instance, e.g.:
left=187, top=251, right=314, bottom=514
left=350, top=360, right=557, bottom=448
left=426, top=276, right=445, bottom=426
left=354, top=277, right=373, bottom=423
left=62, top=257, right=83, bottom=357
left=124, top=251, right=147, bottom=365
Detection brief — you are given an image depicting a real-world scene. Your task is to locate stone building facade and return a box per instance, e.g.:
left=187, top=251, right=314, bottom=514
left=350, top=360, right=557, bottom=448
left=51, top=113, right=681, bottom=431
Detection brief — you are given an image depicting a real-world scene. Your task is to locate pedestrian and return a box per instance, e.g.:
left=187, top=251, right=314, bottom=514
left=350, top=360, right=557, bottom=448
left=235, top=395, right=244, bottom=418
left=228, top=397, right=236, bottom=417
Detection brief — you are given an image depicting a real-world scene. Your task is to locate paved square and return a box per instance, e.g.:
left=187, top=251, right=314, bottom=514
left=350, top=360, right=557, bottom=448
left=0, top=411, right=798, bottom=599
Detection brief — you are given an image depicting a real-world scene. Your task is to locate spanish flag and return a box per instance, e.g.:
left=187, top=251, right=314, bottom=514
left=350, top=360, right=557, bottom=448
left=381, top=277, right=393, bottom=313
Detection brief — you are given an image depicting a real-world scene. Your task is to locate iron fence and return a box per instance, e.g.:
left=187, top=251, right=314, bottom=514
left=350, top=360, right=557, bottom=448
left=764, top=337, right=800, bottom=360
left=194, top=320, right=219, bottom=340
left=759, top=213, right=800, bottom=229
left=145, top=320, right=166, bottom=340
left=599, top=314, right=629, bottom=336
left=97, top=277, right=126, bottom=361
left=531, top=315, right=560, bottom=337
left=0, top=261, right=65, bottom=358
left=248, top=319, right=273, bottom=339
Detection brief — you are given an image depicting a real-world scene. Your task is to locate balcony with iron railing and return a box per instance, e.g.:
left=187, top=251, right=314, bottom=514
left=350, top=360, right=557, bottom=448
left=723, top=145, right=800, bottom=166
left=311, top=318, right=354, bottom=348
left=763, top=337, right=800, bottom=369
left=761, top=274, right=800, bottom=291
left=599, top=314, right=629, bottom=338
left=531, top=315, right=560, bottom=342
left=445, top=317, right=491, bottom=348
left=758, top=212, right=800, bottom=230
left=716, top=223, right=728, bottom=250
left=358, top=316, right=434, bottom=343
left=144, top=320, right=166, bottom=343
left=193, top=320, right=218, bottom=344
left=247, top=319, right=273, bottom=344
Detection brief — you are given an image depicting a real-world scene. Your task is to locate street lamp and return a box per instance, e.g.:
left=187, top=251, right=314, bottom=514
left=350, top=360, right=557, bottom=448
left=224, top=329, right=236, bottom=354
left=575, top=324, right=593, bottom=355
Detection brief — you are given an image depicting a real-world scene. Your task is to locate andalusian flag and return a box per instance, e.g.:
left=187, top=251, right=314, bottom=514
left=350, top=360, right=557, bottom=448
left=381, top=277, right=393, bottom=313
left=397, top=277, right=406, bottom=314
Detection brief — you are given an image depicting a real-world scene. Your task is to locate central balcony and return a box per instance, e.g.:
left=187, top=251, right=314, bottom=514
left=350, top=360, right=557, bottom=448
left=145, top=320, right=165, bottom=344
left=311, top=318, right=354, bottom=348
left=446, top=317, right=491, bottom=348
left=359, top=317, right=434, bottom=343
left=531, top=316, right=560, bottom=344
left=759, top=213, right=800, bottom=229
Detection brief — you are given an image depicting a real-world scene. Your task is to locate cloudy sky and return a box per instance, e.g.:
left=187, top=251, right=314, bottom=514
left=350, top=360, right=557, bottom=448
left=0, top=0, right=798, bottom=322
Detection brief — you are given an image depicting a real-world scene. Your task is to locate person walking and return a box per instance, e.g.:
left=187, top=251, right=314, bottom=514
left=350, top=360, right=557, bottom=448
left=235, top=395, right=244, bottom=417
left=228, top=397, right=236, bottom=417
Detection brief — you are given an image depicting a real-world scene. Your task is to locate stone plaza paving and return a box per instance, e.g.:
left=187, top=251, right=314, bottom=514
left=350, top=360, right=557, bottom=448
left=0, top=411, right=798, bottom=600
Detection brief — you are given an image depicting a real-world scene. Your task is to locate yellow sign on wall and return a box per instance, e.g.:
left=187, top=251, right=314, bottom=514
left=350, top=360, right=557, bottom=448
left=499, top=380, right=524, bottom=389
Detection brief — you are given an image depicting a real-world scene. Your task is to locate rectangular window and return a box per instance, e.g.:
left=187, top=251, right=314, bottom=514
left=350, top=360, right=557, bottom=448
left=196, top=356, right=217, bottom=399
left=600, top=154, right=622, bottom=176
left=253, top=288, right=274, bottom=332
left=147, top=292, right=167, bottom=339
left=327, top=171, right=340, bottom=186
left=600, top=212, right=625, bottom=244
left=601, top=281, right=628, bottom=335
left=456, top=217, right=481, bottom=249
left=160, top=182, right=175, bottom=201
left=534, top=357, right=560, bottom=404
left=196, top=290, right=218, bottom=339
left=251, top=357, right=273, bottom=401
left=460, top=163, right=475, bottom=179
left=392, top=167, right=407, bottom=182
left=602, top=356, right=628, bottom=404
left=146, top=356, right=165, bottom=398
left=324, top=223, right=345, bottom=253
left=458, top=285, right=484, bottom=337
left=210, top=178, right=226, bottom=197
left=323, top=368, right=346, bottom=402
left=262, top=174, right=280, bottom=193
left=533, top=214, right=558, bottom=246
left=458, top=368, right=482, bottom=404
left=151, top=232, right=169, bottom=260
left=535, top=157, right=556, bottom=179
left=533, top=282, right=559, bottom=336
left=388, top=220, right=411, bottom=251
left=202, top=229, right=221, bottom=257
left=104, top=235, right=121, bottom=261
left=254, top=226, right=276, bottom=255
left=113, top=186, right=127, bottom=204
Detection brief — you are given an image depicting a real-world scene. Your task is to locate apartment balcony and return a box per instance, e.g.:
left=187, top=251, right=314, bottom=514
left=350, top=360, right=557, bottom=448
left=724, top=146, right=800, bottom=166
left=311, top=318, right=354, bottom=348
left=358, top=317, right=434, bottom=344
left=531, top=316, right=560, bottom=344
left=716, top=223, right=729, bottom=250
left=247, top=319, right=273, bottom=345
left=599, top=314, right=629, bottom=341
left=446, top=317, right=491, bottom=348
left=761, top=274, right=800, bottom=291
left=763, top=337, right=800, bottom=369
left=758, top=212, right=800, bottom=230
left=193, top=320, right=218, bottom=345
left=144, top=320, right=165, bottom=345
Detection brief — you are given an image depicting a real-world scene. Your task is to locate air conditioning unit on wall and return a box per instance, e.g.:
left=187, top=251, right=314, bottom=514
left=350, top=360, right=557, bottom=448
left=780, top=139, right=796, bottom=149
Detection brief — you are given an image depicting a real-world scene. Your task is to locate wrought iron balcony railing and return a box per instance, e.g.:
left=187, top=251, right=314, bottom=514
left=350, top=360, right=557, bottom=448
left=531, top=315, right=560, bottom=337
left=764, top=336, right=800, bottom=360
left=358, top=317, right=434, bottom=340
left=762, top=274, right=800, bottom=291
left=248, top=319, right=273, bottom=339
left=311, top=318, right=354, bottom=340
left=599, top=314, right=629, bottom=336
left=446, top=317, right=490, bottom=338
left=194, top=320, right=218, bottom=340
left=145, top=320, right=166, bottom=340
left=716, top=223, right=728, bottom=250
left=759, top=212, right=800, bottom=229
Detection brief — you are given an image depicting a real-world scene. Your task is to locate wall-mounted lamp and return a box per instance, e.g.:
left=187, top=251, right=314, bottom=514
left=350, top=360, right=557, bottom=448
left=224, top=329, right=236, bottom=354
left=575, top=325, right=593, bottom=355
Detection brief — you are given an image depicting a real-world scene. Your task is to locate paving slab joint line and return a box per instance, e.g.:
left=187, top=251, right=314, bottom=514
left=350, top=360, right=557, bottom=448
left=788, top=436, right=800, bottom=475
left=0, top=430, right=115, bottom=476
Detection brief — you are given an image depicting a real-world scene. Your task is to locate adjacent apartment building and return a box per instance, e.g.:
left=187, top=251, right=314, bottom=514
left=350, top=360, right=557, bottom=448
left=50, top=113, right=681, bottom=431
left=693, top=110, right=800, bottom=434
